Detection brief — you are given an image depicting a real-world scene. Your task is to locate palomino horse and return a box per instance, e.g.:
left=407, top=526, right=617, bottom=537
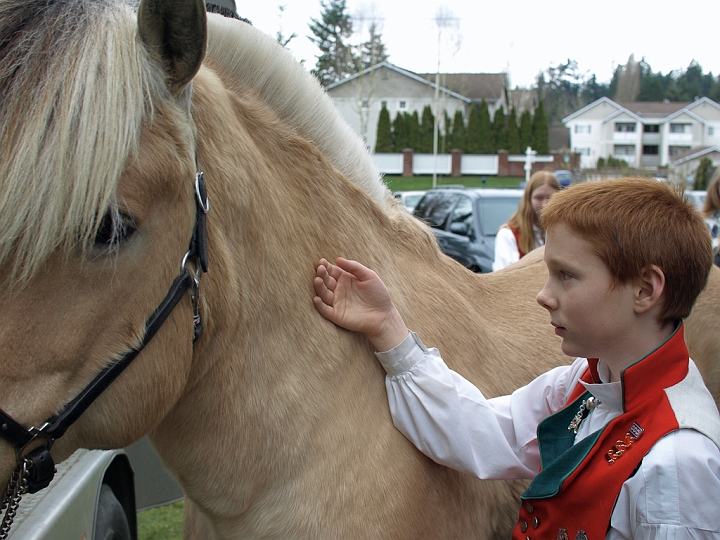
left=1, top=0, right=719, bottom=538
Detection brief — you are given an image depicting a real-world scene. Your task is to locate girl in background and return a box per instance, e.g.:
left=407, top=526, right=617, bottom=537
left=702, top=170, right=720, bottom=266
left=493, top=170, right=560, bottom=270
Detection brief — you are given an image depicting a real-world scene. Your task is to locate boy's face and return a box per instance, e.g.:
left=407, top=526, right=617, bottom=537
left=537, top=223, right=638, bottom=364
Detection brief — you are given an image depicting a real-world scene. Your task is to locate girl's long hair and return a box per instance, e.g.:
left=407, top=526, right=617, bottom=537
left=505, top=171, right=560, bottom=255
left=702, top=169, right=720, bottom=218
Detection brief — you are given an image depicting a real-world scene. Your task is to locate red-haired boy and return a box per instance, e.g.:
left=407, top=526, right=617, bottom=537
left=314, top=178, right=720, bottom=539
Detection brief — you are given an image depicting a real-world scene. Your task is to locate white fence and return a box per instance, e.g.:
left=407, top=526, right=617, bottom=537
left=372, top=153, right=501, bottom=176
left=460, top=155, right=499, bottom=175
left=372, top=153, right=404, bottom=175
left=412, top=154, right=452, bottom=175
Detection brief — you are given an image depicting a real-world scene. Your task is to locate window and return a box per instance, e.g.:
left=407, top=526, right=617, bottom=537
left=574, top=124, right=591, bottom=134
left=413, top=192, right=459, bottom=228
left=398, top=100, right=407, bottom=110
left=448, top=196, right=473, bottom=235
left=642, top=145, right=659, bottom=155
left=615, top=122, right=636, bottom=132
left=643, top=124, right=659, bottom=133
left=361, top=99, right=369, bottom=108
left=613, top=145, right=635, bottom=156
left=573, top=147, right=591, bottom=156
left=709, top=126, right=716, bottom=137
left=478, top=197, right=524, bottom=236
left=669, top=123, right=690, bottom=133
left=381, top=100, right=387, bottom=109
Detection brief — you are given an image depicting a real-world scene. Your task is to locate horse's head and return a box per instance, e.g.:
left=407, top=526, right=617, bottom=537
left=0, top=0, right=206, bottom=488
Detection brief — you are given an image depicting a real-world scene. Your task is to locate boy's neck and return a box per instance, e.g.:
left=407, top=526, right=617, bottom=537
left=604, top=320, right=676, bottom=382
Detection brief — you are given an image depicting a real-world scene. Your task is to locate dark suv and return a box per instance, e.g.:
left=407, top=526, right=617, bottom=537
left=413, top=188, right=523, bottom=273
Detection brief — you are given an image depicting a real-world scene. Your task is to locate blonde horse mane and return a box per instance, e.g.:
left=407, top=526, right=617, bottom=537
left=204, top=14, right=391, bottom=209
left=0, top=0, right=170, bottom=281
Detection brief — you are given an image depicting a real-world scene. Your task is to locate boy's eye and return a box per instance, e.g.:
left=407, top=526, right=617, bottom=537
left=560, top=270, right=572, bottom=281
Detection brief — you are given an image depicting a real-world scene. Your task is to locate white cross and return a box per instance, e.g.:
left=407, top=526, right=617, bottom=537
left=523, top=146, right=537, bottom=183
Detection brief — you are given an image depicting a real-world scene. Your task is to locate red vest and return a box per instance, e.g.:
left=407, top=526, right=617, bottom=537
left=511, top=325, right=689, bottom=540
left=509, top=223, right=525, bottom=258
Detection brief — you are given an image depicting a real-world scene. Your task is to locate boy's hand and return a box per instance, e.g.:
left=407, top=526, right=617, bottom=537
left=313, top=258, right=408, bottom=352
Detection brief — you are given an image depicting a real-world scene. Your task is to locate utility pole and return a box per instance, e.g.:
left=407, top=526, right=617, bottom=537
left=432, top=8, right=460, bottom=188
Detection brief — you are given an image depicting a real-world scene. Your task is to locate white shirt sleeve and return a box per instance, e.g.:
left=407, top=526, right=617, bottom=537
left=607, top=429, right=720, bottom=539
left=493, top=227, right=520, bottom=271
left=375, top=332, right=585, bottom=480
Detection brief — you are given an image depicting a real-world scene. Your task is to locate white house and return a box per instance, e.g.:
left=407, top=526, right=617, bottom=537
left=325, top=62, right=510, bottom=152
left=563, top=97, right=720, bottom=169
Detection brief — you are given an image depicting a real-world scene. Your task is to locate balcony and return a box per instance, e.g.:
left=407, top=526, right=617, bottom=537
left=667, top=133, right=693, bottom=144
left=613, top=132, right=638, bottom=143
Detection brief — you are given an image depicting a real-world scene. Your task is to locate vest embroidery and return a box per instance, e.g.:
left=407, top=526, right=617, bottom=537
left=605, top=422, right=644, bottom=465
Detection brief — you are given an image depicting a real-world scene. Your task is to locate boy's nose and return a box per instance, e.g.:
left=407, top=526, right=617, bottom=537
left=536, top=282, right=555, bottom=310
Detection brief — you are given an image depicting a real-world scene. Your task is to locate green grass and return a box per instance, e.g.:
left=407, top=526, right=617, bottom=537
left=138, top=500, right=184, bottom=540
left=382, top=175, right=524, bottom=191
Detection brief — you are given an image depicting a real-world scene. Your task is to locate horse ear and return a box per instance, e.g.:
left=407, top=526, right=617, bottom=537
left=137, top=0, right=207, bottom=92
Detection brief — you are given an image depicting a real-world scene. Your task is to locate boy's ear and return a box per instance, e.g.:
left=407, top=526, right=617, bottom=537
left=634, top=264, right=666, bottom=314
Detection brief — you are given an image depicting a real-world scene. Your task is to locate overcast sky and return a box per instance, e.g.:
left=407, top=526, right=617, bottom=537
left=237, top=0, right=720, bottom=89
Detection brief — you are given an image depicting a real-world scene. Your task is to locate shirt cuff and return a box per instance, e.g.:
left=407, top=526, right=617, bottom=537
left=374, top=331, right=430, bottom=376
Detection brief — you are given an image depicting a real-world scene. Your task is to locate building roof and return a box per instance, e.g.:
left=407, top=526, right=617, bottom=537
left=325, top=61, right=471, bottom=103
left=669, top=145, right=720, bottom=166
left=563, top=96, right=718, bottom=125
left=416, top=72, right=507, bottom=102
left=615, top=101, right=692, bottom=117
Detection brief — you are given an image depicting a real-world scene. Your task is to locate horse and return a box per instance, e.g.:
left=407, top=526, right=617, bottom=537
left=1, top=0, right=719, bottom=538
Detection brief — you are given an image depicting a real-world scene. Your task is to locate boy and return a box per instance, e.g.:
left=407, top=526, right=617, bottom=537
left=313, top=178, right=720, bottom=539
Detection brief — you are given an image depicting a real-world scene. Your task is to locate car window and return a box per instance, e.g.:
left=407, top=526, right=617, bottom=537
left=477, top=196, right=522, bottom=235
left=449, top=196, right=473, bottom=228
left=414, top=192, right=460, bottom=228
left=405, top=194, right=424, bottom=208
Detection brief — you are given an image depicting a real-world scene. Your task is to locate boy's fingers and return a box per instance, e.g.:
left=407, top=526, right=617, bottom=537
left=313, top=296, right=334, bottom=319
left=313, top=276, right=334, bottom=304
left=336, top=258, right=375, bottom=281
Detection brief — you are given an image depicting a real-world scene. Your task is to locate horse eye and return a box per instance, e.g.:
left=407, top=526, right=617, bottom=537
left=94, top=211, right=137, bottom=248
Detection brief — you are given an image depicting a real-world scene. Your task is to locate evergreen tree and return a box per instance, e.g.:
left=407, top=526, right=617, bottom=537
left=374, top=104, right=392, bottom=152
left=477, top=99, right=493, bottom=154
left=694, top=157, right=713, bottom=190
left=637, top=60, right=665, bottom=101
left=450, top=109, right=466, bottom=151
left=532, top=100, right=549, bottom=154
left=309, top=0, right=356, bottom=86
left=506, top=106, right=521, bottom=154
left=492, top=107, right=508, bottom=151
left=392, top=112, right=407, bottom=151
left=519, top=109, right=533, bottom=151
left=358, top=22, right=388, bottom=70
left=419, top=105, right=435, bottom=153
left=407, top=111, right=421, bottom=152
left=465, top=105, right=481, bottom=154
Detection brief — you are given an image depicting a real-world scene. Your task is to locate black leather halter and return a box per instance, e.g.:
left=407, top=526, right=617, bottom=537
left=0, top=171, right=209, bottom=494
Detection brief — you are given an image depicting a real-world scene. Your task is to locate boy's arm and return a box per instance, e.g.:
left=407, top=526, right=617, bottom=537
left=313, top=258, right=574, bottom=479
left=376, top=332, right=583, bottom=480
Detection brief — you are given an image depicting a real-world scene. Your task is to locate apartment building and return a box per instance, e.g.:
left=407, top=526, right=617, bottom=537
left=563, top=97, right=720, bottom=168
